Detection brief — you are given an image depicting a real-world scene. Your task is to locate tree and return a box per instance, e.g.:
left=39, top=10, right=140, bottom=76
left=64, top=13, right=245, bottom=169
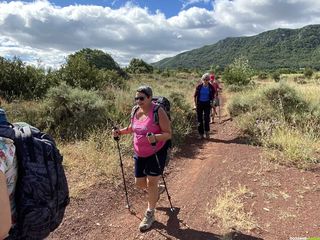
left=0, top=56, right=52, bottom=100
left=222, top=57, right=254, bottom=86
left=60, top=53, right=126, bottom=90
left=126, top=58, right=153, bottom=74
left=71, top=48, right=127, bottom=78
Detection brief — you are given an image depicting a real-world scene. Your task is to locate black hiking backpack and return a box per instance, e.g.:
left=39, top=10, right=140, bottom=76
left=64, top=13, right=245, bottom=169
left=0, top=122, right=70, bottom=240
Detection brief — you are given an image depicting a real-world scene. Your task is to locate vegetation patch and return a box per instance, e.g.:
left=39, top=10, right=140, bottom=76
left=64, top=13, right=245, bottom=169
left=209, top=185, right=257, bottom=232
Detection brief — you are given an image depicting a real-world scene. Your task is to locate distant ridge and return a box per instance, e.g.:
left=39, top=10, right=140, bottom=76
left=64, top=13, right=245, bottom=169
left=152, top=24, right=320, bottom=70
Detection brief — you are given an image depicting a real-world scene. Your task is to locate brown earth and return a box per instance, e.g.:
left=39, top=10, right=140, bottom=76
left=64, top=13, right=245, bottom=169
left=48, top=97, right=320, bottom=240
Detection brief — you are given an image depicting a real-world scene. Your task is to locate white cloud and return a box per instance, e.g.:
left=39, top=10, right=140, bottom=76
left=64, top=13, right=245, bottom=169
left=181, top=0, right=211, bottom=9
left=0, top=0, right=320, bottom=68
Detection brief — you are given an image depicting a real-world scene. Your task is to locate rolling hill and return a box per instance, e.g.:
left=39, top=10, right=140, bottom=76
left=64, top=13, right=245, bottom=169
left=152, top=24, right=320, bottom=71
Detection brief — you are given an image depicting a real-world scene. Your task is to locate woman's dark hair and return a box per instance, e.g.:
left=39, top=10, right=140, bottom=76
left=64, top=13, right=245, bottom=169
left=136, top=85, right=153, bottom=97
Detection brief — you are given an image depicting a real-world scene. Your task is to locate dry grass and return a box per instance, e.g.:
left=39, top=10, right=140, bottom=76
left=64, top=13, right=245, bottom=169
left=60, top=131, right=133, bottom=198
left=265, top=127, right=320, bottom=170
left=209, top=185, right=257, bottom=232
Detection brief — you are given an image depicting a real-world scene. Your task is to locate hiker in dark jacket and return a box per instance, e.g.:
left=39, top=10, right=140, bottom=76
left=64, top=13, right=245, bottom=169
left=194, top=73, right=216, bottom=139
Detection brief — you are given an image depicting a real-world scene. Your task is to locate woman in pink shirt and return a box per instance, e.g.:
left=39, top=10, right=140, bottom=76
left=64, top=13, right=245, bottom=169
left=112, top=86, right=171, bottom=231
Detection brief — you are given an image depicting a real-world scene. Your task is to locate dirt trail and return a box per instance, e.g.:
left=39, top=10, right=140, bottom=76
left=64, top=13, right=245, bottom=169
left=49, top=96, right=320, bottom=240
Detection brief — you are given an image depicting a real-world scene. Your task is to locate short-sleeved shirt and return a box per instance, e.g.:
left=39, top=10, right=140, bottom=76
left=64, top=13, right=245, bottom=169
left=0, top=136, right=18, bottom=224
left=131, top=103, right=165, bottom=157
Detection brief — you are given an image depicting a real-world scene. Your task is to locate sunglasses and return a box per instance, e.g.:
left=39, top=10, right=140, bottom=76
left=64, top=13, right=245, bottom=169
left=134, top=96, right=146, bottom=101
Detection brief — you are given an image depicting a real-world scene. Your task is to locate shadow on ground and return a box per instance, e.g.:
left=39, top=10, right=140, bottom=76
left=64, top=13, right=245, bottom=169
left=153, top=207, right=221, bottom=240
left=150, top=207, right=263, bottom=240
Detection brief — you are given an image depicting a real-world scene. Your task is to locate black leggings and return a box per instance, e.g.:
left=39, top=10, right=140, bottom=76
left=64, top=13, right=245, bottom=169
left=196, top=101, right=211, bottom=135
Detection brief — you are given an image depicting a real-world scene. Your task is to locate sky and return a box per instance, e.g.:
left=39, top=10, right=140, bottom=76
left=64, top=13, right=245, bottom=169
left=0, top=0, right=320, bottom=69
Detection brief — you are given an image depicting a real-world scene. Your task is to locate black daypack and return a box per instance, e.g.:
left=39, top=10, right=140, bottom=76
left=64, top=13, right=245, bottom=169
left=9, top=123, right=70, bottom=239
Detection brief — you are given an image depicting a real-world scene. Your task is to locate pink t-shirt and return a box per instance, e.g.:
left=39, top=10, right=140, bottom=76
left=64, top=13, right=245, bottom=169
left=131, top=103, right=165, bottom=157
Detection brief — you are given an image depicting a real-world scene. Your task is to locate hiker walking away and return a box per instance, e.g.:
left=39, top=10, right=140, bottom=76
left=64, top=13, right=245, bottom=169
left=194, top=73, right=215, bottom=139
left=0, top=109, right=17, bottom=240
left=210, top=75, right=222, bottom=123
left=112, top=85, right=172, bottom=231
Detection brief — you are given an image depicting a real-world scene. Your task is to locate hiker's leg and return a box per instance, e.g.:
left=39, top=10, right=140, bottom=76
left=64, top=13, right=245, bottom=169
left=204, top=103, right=211, bottom=132
left=196, top=103, right=204, bottom=135
left=210, top=107, right=215, bottom=123
left=135, top=177, right=147, bottom=189
left=134, top=155, right=147, bottom=189
left=147, top=175, right=161, bottom=209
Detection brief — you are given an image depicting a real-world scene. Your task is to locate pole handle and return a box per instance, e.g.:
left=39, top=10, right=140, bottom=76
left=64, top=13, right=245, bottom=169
left=113, top=126, right=120, bottom=141
left=147, top=132, right=156, bottom=146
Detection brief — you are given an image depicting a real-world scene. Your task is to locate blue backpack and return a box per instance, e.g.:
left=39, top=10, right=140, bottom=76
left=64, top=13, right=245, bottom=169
left=0, top=123, right=70, bottom=239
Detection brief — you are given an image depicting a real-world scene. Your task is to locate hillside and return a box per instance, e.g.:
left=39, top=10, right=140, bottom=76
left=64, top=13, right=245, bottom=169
left=152, top=24, right=320, bottom=70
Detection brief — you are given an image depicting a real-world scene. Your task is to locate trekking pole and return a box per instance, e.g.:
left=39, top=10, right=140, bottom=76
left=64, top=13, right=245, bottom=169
left=113, top=127, right=130, bottom=210
left=147, top=132, right=175, bottom=212
left=218, top=95, right=222, bottom=124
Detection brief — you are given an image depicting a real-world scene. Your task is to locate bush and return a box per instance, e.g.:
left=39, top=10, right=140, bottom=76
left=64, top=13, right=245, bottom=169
left=0, top=57, right=53, bottom=100
left=59, top=55, right=126, bottom=90
left=169, top=93, right=194, bottom=146
left=258, top=72, right=268, bottom=80
left=43, top=83, right=114, bottom=140
left=304, top=67, right=314, bottom=78
left=263, top=83, right=309, bottom=121
left=272, top=71, right=280, bottom=82
left=222, top=57, right=254, bottom=86
left=126, top=58, right=153, bottom=74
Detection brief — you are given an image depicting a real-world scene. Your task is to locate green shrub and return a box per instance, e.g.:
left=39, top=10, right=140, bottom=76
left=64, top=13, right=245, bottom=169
left=0, top=57, right=53, bottom=100
left=126, top=58, right=153, bottom=74
left=258, top=72, right=268, bottom=80
left=169, top=93, right=194, bottom=146
left=43, top=83, right=114, bottom=140
left=263, top=83, right=309, bottom=121
left=304, top=67, right=314, bottom=78
left=222, top=57, right=254, bottom=86
left=272, top=71, right=280, bottom=82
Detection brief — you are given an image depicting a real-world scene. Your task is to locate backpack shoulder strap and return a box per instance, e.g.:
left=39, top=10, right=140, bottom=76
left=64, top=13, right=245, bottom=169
left=153, top=104, right=161, bottom=125
left=128, top=105, right=140, bottom=128
left=130, top=105, right=140, bottom=121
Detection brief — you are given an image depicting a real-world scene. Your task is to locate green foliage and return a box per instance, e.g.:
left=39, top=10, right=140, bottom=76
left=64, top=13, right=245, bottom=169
left=169, top=93, right=193, bottom=145
left=0, top=57, right=53, bottom=100
left=43, top=83, right=114, bottom=140
left=126, top=58, right=153, bottom=74
left=210, top=64, right=222, bottom=75
left=304, top=67, right=314, bottom=78
left=222, top=57, right=254, bottom=86
left=152, top=24, right=320, bottom=71
left=272, top=71, right=280, bottom=82
left=229, top=82, right=320, bottom=169
left=258, top=72, right=268, bottom=80
left=60, top=54, right=126, bottom=90
left=263, top=83, right=309, bottom=120
left=72, top=48, right=127, bottom=77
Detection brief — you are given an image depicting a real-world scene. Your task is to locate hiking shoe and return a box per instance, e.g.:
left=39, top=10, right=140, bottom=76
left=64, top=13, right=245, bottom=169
left=139, top=210, right=155, bottom=231
left=199, top=134, right=204, bottom=140
left=205, top=132, right=210, bottom=139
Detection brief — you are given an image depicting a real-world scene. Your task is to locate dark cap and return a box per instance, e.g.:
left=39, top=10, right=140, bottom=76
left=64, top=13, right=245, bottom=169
left=136, top=85, right=153, bottom=97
